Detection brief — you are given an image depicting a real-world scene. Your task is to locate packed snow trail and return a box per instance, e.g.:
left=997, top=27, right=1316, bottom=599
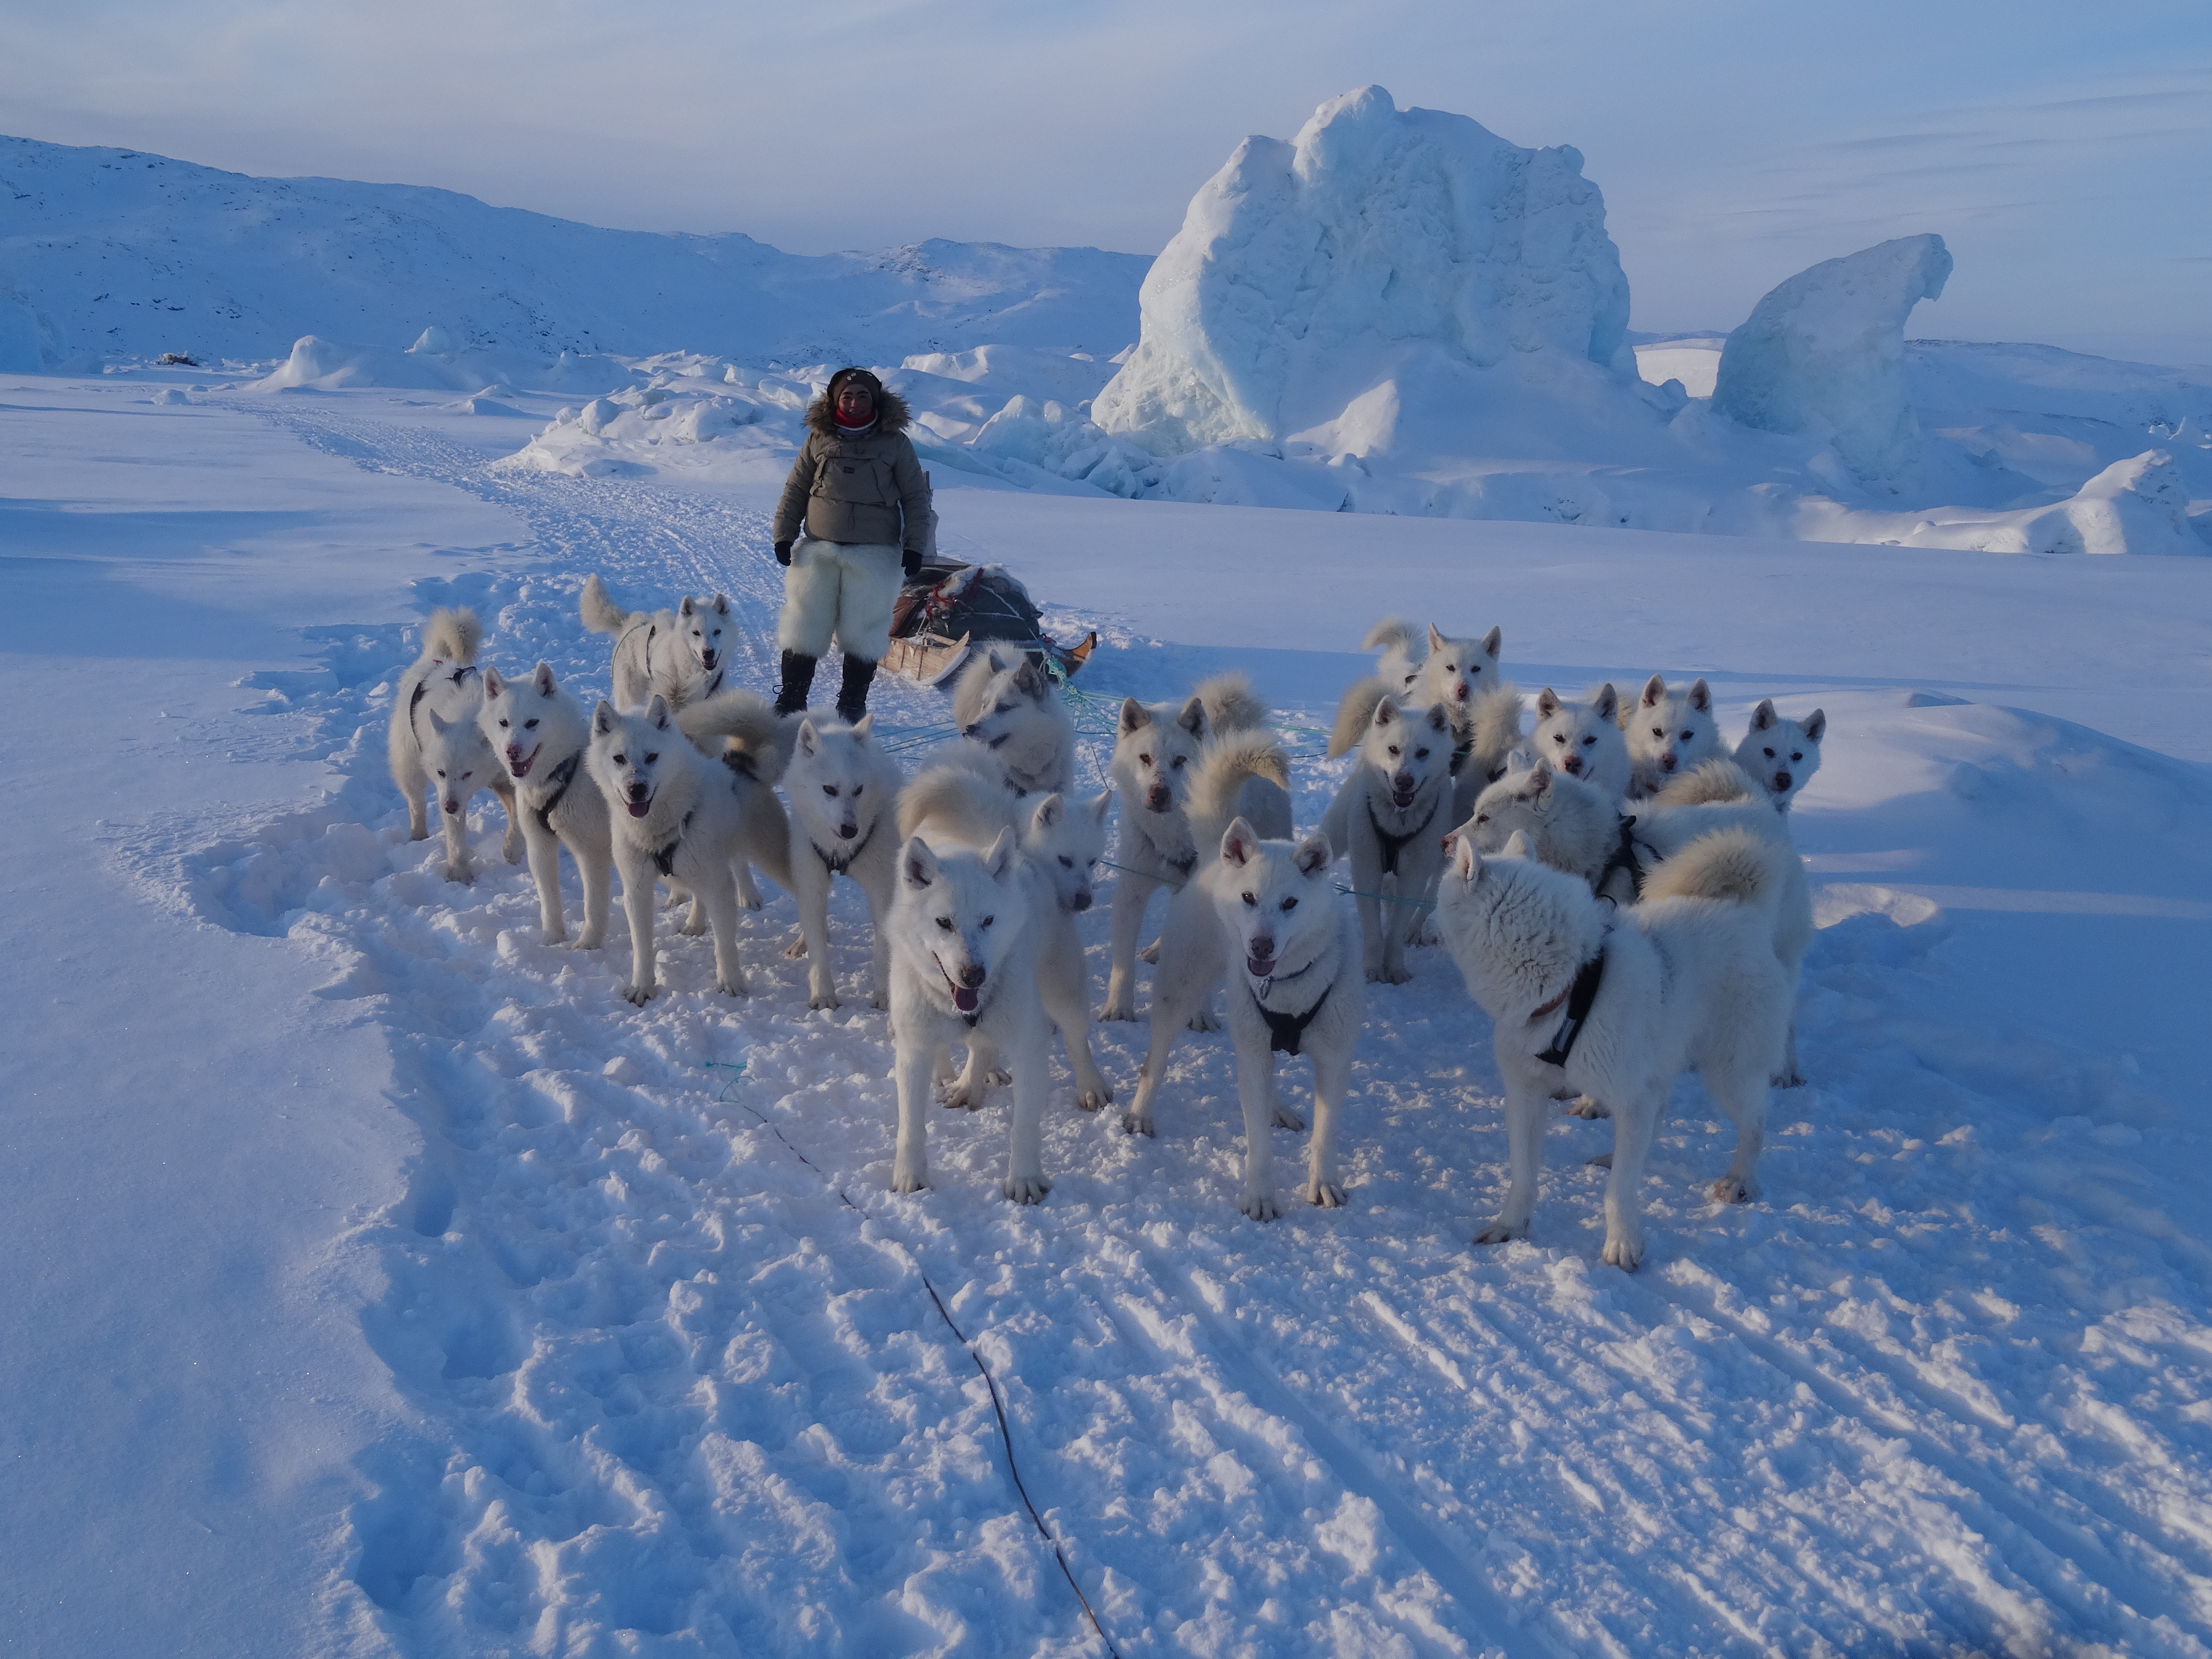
left=155, top=399, right=2212, bottom=1655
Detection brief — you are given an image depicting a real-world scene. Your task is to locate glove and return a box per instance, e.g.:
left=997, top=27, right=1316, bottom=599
left=774, top=540, right=793, bottom=566
left=902, top=550, right=923, bottom=579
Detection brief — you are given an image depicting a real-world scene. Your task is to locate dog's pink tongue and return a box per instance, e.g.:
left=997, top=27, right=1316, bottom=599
left=1246, top=955, right=1275, bottom=978
left=953, top=985, right=979, bottom=1013
left=627, top=800, right=650, bottom=818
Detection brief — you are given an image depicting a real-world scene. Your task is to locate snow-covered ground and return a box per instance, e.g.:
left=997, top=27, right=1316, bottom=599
left=6, top=363, right=2211, bottom=1655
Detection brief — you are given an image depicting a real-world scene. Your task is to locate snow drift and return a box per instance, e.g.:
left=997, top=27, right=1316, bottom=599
left=1093, top=85, right=1635, bottom=457
left=1713, top=234, right=1954, bottom=483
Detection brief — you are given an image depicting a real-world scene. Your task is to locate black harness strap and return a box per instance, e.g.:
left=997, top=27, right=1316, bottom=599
left=531, top=750, right=582, bottom=834
left=650, top=809, right=695, bottom=878
left=1534, top=944, right=1608, bottom=1068
left=1366, top=792, right=1441, bottom=879
left=1255, top=979, right=1334, bottom=1057
left=1448, top=737, right=1474, bottom=777
left=1598, top=815, right=1653, bottom=900
left=407, top=663, right=478, bottom=745
left=814, top=817, right=879, bottom=876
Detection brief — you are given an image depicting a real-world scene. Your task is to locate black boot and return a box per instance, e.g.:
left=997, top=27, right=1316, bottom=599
left=835, top=653, right=878, bottom=725
left=774, top=650, right=817, bottom=716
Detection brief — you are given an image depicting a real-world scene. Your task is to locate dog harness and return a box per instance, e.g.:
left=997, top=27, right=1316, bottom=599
left=406, top=663, right=480, bottom=745
left=1597, top=815, right=1655, bottom=900
left=531, top=749, right=583, bottom=833
left=621, top=620, right=725, bottom=708
left=1365, top=791, right=1442, bottom=878
left=812, top=818, right=879, bottom=876
left=1532, top=940, right=1609, bottom=1067
left=650, top=809, right=696, bottom=878
left=1248, top=955, right=1333, bottom=1056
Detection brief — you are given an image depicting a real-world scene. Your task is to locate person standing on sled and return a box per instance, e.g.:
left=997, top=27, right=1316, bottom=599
left=770, top=367, right=930, bottom=722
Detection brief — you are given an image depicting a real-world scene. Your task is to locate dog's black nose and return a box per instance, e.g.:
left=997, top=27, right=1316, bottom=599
left=961, top=723, right=982, bottom=739
left=958, top=963, right=987, bottom=989
left=1774, top=771, right=1791, bottom=792
left=701, top=650, right=717, bottom=669
left=838, top=824, right=857, bottom=840
left=1145, top=786, right=1172, bottom=812
left=1071, top=892, right=1091, bottom=912
left=628, top=784, right=647, bottom=801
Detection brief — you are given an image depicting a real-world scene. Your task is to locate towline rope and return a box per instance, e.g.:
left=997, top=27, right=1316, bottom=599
left=699, top=1059, right=1124, bottom=1659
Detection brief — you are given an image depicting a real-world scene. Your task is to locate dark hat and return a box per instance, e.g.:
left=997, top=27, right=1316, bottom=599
left=827, top=366, right=884, bottom=400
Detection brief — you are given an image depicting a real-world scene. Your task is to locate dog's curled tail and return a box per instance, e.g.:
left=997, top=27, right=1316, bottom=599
left=579, top=573, right=632, bottom=637
left=1462, top=681, right=1525, bottom=780
left=896, top=760, right=1000, bottom=841
left=422, top=607, right=481, bottom=664
left=1640, top=825, right=1787, bottom=909
left=1189, top=732, right=1292, bottom=850
left=1361, top=615, right=1421, bottom=658
left=678, top=689, right=786, bottom=779
left=1196, top=670, right=1269, bottom=737
left=1327, top=676, right=1391, bottom=759
left=1653, top=757, right=1763, bottom=808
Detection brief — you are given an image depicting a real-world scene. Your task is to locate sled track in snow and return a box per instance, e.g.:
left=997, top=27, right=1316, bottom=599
left=167, top=404, right=2212, bottom=1656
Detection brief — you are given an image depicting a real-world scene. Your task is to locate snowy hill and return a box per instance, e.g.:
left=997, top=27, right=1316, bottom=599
left=0, top=135, right=1146, bottom=368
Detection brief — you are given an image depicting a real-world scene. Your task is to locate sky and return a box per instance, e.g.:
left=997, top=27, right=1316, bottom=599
left=4, top=0, right=2210, bottom=363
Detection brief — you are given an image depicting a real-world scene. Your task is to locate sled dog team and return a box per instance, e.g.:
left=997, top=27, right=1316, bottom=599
left=390, top=591, right=1827, bottom=1269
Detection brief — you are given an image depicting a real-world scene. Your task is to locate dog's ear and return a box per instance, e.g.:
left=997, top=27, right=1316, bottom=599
left=1749, top=698, right=1778, bottom=733
left=1032, top=792, right=1065, bottom=832
left=983, top=826, right=1017, bottom=880
left=900, top=835, right=939, bottom=890
left=712, top=592, right=730, bottom=616
left=1641, top=673, right=1666, bottom=708
left=1527, top=760, right=1554, bottom=797
left=1803, top=708, right=1826, bottom=743
left=1453, top=835, right=1481, bottom=882
left=1502, top=828, right=1535, bottom=860
left=481, top=666, right=506, bottom=700
left=1508, top=744, right=1537, bottom=774
left=1480, top=624, right=1502, bottom=659
left=1118, top=698, right=1151, bottom=736
left=1011, top=661, right=1048, bottom=701
left=645, top=694, right=673, bottom=731
left=1089, top=789, right=1113, bottom=824
left=1425, top=701, right=1451, bottom=733
left=426, top=707, right=451, bottom=736
left=1594, top=683, right=1620, bottom=720
left=1427, top=622, right=1448, bottom=654
left=678, top=595, right=696, bottom=617
left=593, top=700, right=618, bottom=736
left=796, top=718, right=819, bottom=757
left=851, top=711, right=873, bottom=738
left=1219, top=816, right=1259, bottom=867
left=1176, top=696, right=1207, bottom=739
left=1536, top=687, right=1561, bottom=719
left=533, top=661, right=557, bottom=697
left=1293, top=831, right=1332, bottom=876
left=1688, top=677, right=1711, bottom=713
left=1371, top=697, right=1398, bottom=729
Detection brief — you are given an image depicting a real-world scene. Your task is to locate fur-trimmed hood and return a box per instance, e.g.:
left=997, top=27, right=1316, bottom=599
left=805, top=387, right=912, bottom=439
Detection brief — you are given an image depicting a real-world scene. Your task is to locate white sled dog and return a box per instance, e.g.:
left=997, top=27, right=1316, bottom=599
left=1461, top=755, right=1816, bottom=1087
left=1331, top=619, right=1522, bottom=815
left=1734, top=699, right=1826, bottom=813
left=1436, top=826, right=1792, bottom=1270
left=1620, top=674, right=1721, bottom=798
left=885, top=830, right=1054, bottom=1203
left=580, top=573, right=734, bottom=711
left=1102, top=676, right=1292, bottom=1023
left=949, top=646, right=1077, bottom=797
left=1319, top=697, right=1456, bottom=984
left=478, top=661, right=611, bottom=947
left=779, top=713, right=903, bottom=1011
left=900, top=754, right=1115, bottom=1109
left=1122, top=818, right=1364, bottom=1219
left=388, top=607, right=522, bottom=884
left=1531, top=684, right=1631, bottom=799
left=587, top=694, right=766, bottom=1005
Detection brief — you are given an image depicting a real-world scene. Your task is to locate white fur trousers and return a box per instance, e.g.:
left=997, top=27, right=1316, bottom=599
left=778, top=539, right=903, bottom=659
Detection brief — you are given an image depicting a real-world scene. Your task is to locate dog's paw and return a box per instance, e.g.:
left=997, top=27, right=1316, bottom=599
left=1773, top=1071, right=1807, bottom=1089
left=1413, top=917, right=1442, bottom=947
left=1473, top=1222, right=1526, bottom=1246
left=891, top=1163, right=929, bottom=1196
left=1586, top=1151, right=1615, bottom=1169
left=1566, top=1095, right=1612, bottom=1120
left=1602, top=1231, right=1646, bottom=1272
left=808, top=989, right=841, bottom=1012
left=1238, top=1190, right=1283, bottom=1222
left=573, top=931, right=605, bottom=951
left=444, top=864, right=475, bottom=886
left=407, top=826, right=430, bottom=843
left=737, top=891, right=763, bottom=912
left=1271, top=1104, right=1307, bottom=1132
left=1001, top=1175, right=1052, bottom=1205
left=1120, top=1109, right=1155, bottom=1138
left=680, top=913, right=709, bottom=938
left=1075, top=1088, right=1110, bottom=1112
left=1379, top=965, right=1414, bottom=986
left=1711, top=1176, right=1758, bottom=1205
left=940, top=1079, right=988, bottom=1111
left=1307, top=1180, right=1347, bottom=1209
left=783, top=932, right=808, bottom=960
left=985, top=1066, right=1013, bottom=1088
left=1138, top=940, right=1161, bottom=965
left=714, top=975, right=748, bottom=998
left=1186, top=1008, right=1220, bottom=1033
left=1097, top=998, right=1138, bottom=1023
left=622, top=980, right=658, bottom=1007
left=541, top=925, right=568, bottom=946
left=870, top=991, right=889, bottom=1012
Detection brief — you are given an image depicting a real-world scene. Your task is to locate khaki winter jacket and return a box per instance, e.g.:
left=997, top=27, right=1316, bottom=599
left=772, top=390, right=931, bottom=556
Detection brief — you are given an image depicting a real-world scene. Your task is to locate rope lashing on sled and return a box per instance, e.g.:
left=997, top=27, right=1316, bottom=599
left=697, top=1061, right=1125, bottom=1659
